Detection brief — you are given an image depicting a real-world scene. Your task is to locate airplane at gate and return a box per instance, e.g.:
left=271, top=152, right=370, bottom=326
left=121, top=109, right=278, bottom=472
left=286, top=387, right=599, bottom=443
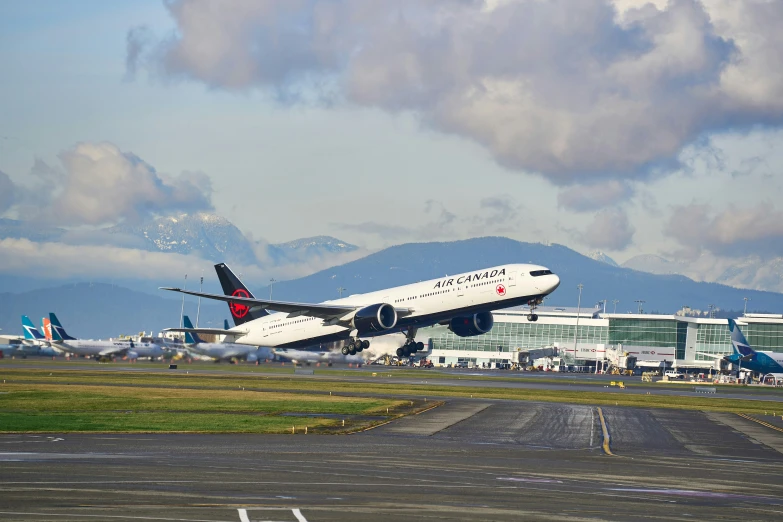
left=698, top=319, right=783, bottom=375
left=163, top=262, right=560, bottom=358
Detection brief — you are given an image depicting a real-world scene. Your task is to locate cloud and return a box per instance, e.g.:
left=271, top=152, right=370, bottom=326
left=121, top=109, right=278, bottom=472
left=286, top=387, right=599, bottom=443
left=26, top=142, right=213, bottom=226
left=580, top=208, right=635, bottom=250
left=557, top=180, right=634, bottom=212
left=665, top=202, right=783, bottom=258
left=129, top=0, right=783, bottom=184
left=0, top=171, right=15, bottom=214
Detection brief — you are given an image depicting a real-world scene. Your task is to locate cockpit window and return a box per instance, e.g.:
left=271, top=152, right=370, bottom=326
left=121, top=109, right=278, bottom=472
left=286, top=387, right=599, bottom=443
left=530, top=270, right=552, bottom=277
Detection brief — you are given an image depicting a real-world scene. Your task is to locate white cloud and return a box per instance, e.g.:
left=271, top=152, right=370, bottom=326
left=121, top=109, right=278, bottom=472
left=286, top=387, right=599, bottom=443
left=666, top=202, right=783, bottom=258
left=557, top=180, right=634, bottom=212
left=129, top=0, right=783, bottom=185
left=0, top=171, right=15, bottom=214
left=581, top=208, right=635, bottom=250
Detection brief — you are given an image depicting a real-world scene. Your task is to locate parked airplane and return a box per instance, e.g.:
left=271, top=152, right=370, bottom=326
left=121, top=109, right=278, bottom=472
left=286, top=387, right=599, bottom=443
left=698, top=319, right=783, bottom=375
left=181, top=315, right=262, bottom=362
left=15, top=316, right=63, bottom=356
left=163, top=262, right=560, bottom=358
left=48, top=313, right=161, bottom=360
left=272, top=347, right=365, bottom=366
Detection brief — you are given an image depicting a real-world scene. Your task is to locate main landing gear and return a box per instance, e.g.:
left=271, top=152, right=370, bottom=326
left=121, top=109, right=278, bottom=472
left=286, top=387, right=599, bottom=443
left=341, top=337, right=370, bottom=356
left=527, top=298, right=542, bottom=322
left=396, top=327, right=423, bottom=358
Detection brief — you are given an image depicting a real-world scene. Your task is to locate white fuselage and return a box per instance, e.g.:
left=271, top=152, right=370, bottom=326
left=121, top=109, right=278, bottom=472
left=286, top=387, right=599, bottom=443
left=185, top=342, right=259, bottom=361
left=225, top=263, right=559, bottom=349
left=273, top=348, right=365, bottom=365
left=57, top=339, right=151, bottom=358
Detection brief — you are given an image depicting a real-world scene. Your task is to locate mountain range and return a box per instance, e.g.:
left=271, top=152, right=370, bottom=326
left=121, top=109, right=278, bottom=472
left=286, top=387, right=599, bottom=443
left=3, top=237, right=781, bottom=338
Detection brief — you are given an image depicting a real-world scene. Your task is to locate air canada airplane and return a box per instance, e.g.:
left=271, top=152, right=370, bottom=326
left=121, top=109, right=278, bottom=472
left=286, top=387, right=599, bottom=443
left=163, top=262, right=560, bottom=358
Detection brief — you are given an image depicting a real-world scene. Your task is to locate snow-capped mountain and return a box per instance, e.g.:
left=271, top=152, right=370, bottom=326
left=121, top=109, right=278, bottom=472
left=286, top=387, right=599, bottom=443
left=273, top=236, right=358, bottom=254
left=108, top=213, right=258, bottom=264
left=587, top=251, right=619, bottom=267
left=623, top=253, right=783, bottom=294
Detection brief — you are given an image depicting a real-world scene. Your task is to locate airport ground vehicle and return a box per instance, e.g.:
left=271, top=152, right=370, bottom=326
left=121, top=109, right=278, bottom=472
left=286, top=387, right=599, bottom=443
left=664, top=370, right=685, bottom=379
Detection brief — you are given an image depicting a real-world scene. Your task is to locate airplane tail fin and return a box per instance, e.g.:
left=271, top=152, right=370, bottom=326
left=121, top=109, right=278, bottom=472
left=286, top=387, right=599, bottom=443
left=182, top=316, right=203, bottom=344
left=41, top=317, right=52, bottom=341
left=214, top=263, right=269, bottom=326
left=22, top=315, right=45, bottom=340
left=728, top=319, right=755, bottom=358
left=49, top=313, right=76, bottom=341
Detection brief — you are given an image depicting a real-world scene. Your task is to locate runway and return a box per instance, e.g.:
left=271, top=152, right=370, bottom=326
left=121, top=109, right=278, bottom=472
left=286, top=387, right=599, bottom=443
left=2, top=398, right=783, bottom=521
left=5, top=359, right=783, bottom=402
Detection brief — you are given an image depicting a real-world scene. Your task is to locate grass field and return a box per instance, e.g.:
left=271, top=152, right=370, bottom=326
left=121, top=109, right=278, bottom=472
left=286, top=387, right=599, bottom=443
left=0, top=380, right=410, bottom=434
left=3, top=366, right=783, bottom=429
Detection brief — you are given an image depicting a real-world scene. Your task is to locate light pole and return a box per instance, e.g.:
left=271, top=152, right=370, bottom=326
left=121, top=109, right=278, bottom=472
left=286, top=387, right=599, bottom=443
left=179, top=274, right=187, bottom=329
left=338, top=287, right=346, bottom=298
left=269, top=278, right=276, bottom=300
left=612, top=299, right=619, bottom=314
left=598, top=300, right=607, bottom=315
left=708, top=303, right=714, bottom=319
left=635, top=299, right=645, bottom=314
left=574, top=284, right=583, bottom=370
left=743, top=297, right=750, bottom=316
left=196, top=274, right=204, bottom=327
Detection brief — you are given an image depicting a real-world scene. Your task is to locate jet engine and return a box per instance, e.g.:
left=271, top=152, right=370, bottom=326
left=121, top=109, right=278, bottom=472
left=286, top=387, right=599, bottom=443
left=448, top=311, right=494, bottom=337
left=352, top=303, right=398, bottom=334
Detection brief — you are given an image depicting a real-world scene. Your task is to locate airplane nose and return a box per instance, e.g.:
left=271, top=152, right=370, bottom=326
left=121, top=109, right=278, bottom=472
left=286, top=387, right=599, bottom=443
left=548, top=274, right=560, bottom=293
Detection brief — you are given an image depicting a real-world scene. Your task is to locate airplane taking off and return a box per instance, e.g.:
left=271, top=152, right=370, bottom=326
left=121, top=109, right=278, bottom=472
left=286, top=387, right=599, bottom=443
left=163, top=262, right=560, bottom=358
left=181, top=315, right=261, bottom=362
left=47, top=313, right=161, bottom=360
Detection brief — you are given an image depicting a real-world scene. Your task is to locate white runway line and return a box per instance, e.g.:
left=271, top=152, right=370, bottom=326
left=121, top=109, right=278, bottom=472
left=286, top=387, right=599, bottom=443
left=238, top=508, right=308, bottom=522
left=292, top=509, right=308, bottom=522
left=237, top=509, right=250, bottom=522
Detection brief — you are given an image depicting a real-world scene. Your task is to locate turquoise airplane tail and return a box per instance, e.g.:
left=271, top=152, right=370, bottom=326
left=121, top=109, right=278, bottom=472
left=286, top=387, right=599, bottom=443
left=49, top=313, right=76, bottom=341
left=21, top=315, right=45, bottom=340
left=728, top=319, right=754, bottom=358
left=182, top=316, right=203, bottom=344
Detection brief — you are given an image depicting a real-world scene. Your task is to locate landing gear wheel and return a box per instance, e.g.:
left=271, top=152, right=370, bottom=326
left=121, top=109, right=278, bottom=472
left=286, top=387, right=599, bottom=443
left=396, top=348, right=404, bottom=357
left=361, top=340, right=370, bottom=350
left=527, top=313, right=538, bottom=322
left=349, top=347, right=357, bottom=356
left=341, top=346, right=350, bottom=356
left=416, top=342, right=424, bottom=351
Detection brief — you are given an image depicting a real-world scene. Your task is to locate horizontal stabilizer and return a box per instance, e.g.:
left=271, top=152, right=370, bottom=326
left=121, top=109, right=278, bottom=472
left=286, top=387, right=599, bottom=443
left=164, top=327, right=247, bottom=336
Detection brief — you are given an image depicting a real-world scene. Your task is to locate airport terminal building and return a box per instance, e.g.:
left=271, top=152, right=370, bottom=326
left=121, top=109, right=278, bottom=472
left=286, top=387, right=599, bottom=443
left=425, top=307, right=783, bottom=369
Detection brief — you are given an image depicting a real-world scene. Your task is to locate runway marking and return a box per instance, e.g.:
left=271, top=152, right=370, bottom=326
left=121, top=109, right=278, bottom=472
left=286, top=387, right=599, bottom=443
left=738, top=413, right=783, bottom=434
left=596, top=407, right=614, bottom=456
left=589, top=407, right=595, bottom=448
left=238, top=508, right=308, bottom=522
left=0, top=511, right=225, bottom=521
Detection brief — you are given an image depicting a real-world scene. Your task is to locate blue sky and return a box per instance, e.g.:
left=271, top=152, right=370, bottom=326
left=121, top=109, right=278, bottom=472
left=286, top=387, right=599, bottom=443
left=1, top=0, right=782, bottom=285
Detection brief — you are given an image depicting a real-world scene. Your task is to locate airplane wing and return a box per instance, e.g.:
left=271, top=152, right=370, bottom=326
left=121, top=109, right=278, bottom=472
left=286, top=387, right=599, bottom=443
left=160, top=287, right=413, bottom=321
left=98, top=346, right=130, bottom=357
left=163, top=327, right=248, bottom=336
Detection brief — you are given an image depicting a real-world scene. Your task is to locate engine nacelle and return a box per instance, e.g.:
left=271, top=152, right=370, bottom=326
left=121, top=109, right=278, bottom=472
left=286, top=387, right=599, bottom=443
left=352, top=303, right=398, bottom=334
left=449, top=311, right=494, bottom=337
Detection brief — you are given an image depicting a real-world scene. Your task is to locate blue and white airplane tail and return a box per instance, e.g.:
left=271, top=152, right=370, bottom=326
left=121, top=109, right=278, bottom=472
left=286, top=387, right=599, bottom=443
left=49, top=313, right=76, bottom=341
left=182, top=316, right=204, bottom=344
left=21, top=315, right=45, bottom=341
left=728, top=319, right=755, bottom=358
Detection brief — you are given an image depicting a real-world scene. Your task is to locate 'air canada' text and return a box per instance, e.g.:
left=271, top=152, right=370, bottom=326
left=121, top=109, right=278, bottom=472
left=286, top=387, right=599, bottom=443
left=433, top=268, right=506, bottom=289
